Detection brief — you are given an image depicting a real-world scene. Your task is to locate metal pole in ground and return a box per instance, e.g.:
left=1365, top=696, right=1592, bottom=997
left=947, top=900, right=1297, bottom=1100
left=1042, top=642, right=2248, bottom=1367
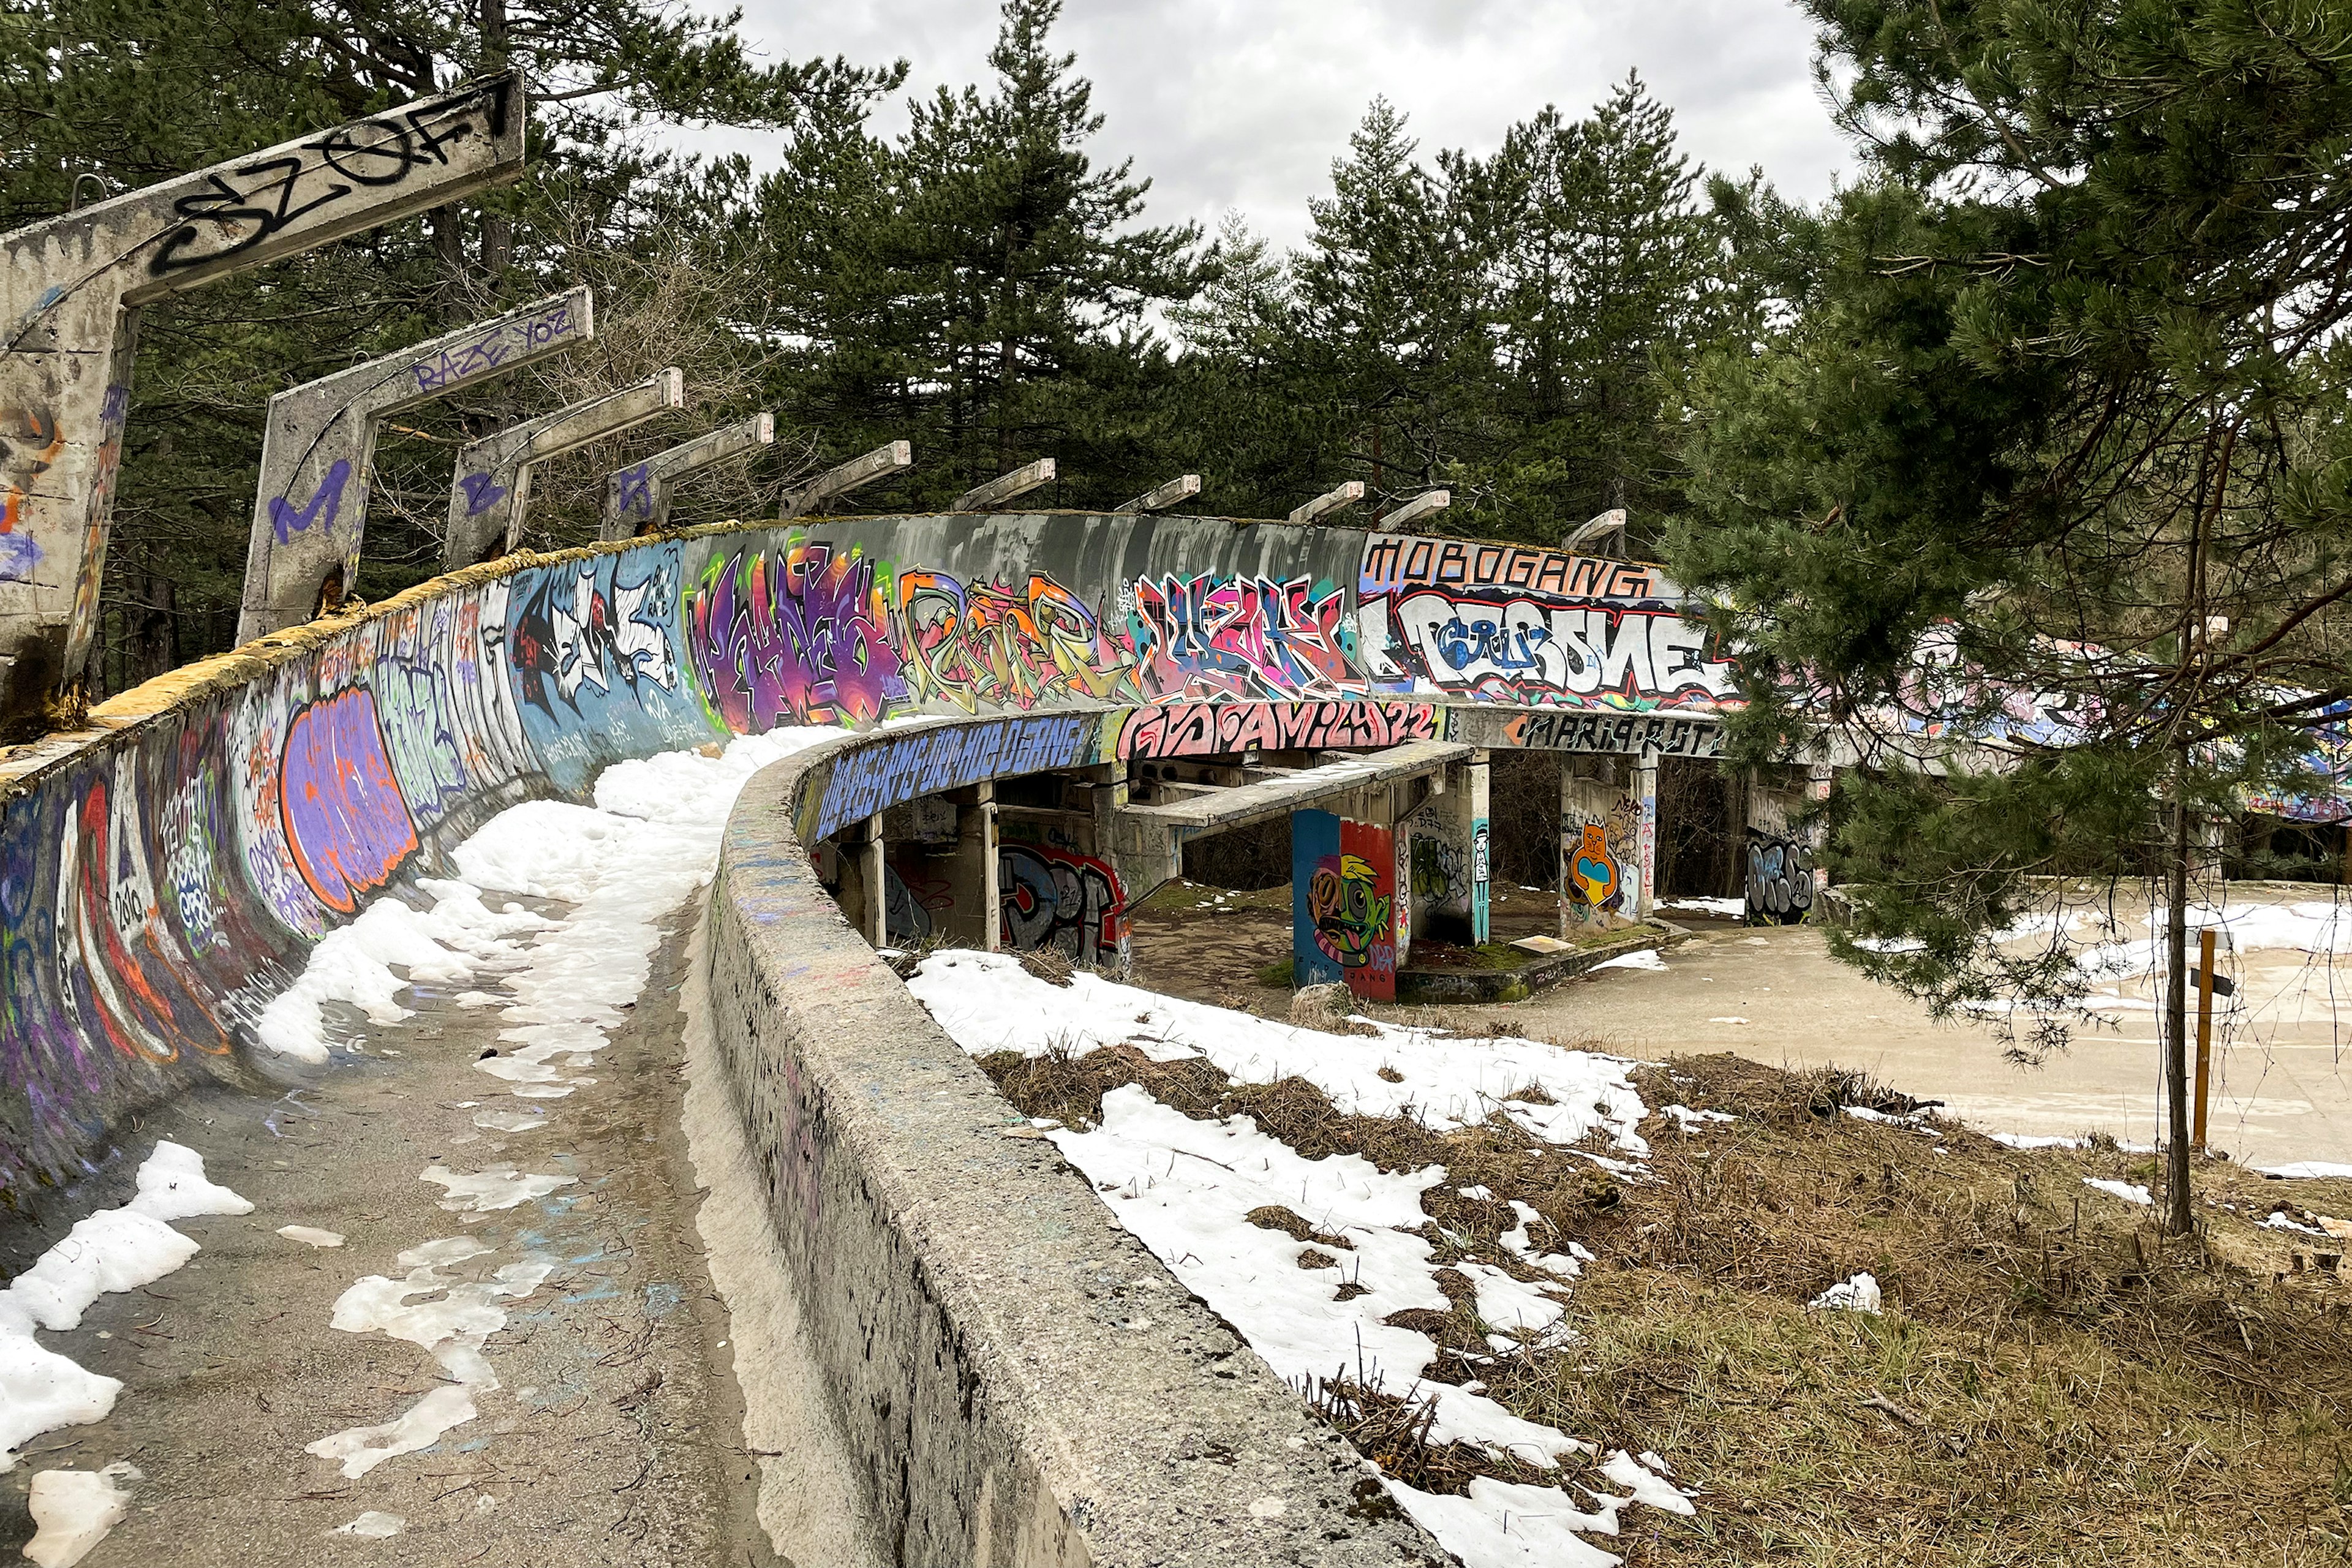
left=2193, top=926, right=2217, bottom=1150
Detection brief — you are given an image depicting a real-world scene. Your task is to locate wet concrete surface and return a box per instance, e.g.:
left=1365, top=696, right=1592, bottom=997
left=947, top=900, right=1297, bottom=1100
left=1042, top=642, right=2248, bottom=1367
left=1125, top=881, right=2352, bottom=1170
left=0, top=912, right=797, bottom=1567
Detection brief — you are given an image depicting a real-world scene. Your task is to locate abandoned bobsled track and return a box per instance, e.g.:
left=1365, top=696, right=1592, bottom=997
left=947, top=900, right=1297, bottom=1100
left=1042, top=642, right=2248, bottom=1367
left=0, top=505, right=1766, bottom=1562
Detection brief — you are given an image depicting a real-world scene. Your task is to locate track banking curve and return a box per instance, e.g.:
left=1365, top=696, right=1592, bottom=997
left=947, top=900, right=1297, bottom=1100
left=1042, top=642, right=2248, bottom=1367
left=0, top=508, right=1737, bottom=1562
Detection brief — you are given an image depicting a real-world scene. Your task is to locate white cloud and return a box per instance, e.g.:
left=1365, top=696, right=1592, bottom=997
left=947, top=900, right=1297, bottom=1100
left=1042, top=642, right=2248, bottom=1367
left=692, top=0, right=1855, bottom=254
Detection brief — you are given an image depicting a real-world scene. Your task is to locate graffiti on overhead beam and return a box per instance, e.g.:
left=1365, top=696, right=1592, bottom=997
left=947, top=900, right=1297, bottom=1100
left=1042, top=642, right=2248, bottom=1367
left=1493, top=709, right=1723, bottom=758
left=892, top=568, right=1138, bottom=712
left=410, top=296, right=579, bottom=393
left=689, top=540, right=906, bottom=733
left=1118, top=699, right=1438, bottom=760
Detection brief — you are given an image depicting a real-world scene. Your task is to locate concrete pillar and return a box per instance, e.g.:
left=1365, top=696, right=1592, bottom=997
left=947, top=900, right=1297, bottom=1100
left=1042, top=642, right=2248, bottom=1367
left=1467, top=750, right=1491, bottom=945
left=1633, top=748, right=1660, bottom=921
left=0, top=75, right=525, bottom=727
left=835, top=815, right=887, bottom=950
left=442, top=368, right=682, bottom=568
left=598, top=410, right=773, bottom=541
left=238, top=286, right=590, bottom=642
left=945, top=783, right=1000, bottom=952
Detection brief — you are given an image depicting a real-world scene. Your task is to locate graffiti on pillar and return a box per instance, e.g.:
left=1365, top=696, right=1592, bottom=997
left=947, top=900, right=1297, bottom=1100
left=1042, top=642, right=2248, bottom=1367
left=1562, top=794, right=1641, bottom=924
left=1293, top=809, right=1396, bottom=1001
left=279, top=687, right=419, bottom=913
left=1745, top=828, right=1814, bottom=924
left=882, top=861, right=946, bottom=945
left=892, top=568, right=1137, bottom=712
left=1117, top=699, right=1436, bottom=760
left=268, top=458, right=353, bottom=544
left=1356, top=534, right=1738, bottom=712
left=0, top=407, right=63, bottom=581
left=1411, top=832, right=1466, bottom=910
left=688, top=539, right=907, bottom=733
left=614, top=462, right=655, bottom=521
left=459, top=471, right=508, bottom=516
left=1129, top=571, right=1359, bottom=701
left=1000, top=844, right=1123, bottom=965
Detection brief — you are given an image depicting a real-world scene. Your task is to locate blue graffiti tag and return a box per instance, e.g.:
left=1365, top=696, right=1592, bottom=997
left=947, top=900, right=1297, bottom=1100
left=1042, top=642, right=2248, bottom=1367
left=268, top=459, right=353, bottom=544
left=460, top=471, right=508, bottom=516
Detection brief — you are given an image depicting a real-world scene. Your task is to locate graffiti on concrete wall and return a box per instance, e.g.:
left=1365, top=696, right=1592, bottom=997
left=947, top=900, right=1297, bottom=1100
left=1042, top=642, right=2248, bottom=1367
left=809, top=715, right=1099, bottom=843
left=517, top=546, right=709, bottom=795
left=892, top=568, right=1137, bottom=712
left=1000, top=844, right=1124, bottom=965
left=1745, top=828, right=1814, bottom=924
left=280, top=686, right=420, bottom=914
left=1357, top=534, right=1736, bottom=712
left=1293, top=809, right=1396, bottom=1001
left=688, top=538, right=906, bottom=733
left=1563, top=794, right=1641, bottom=924
left=1494, top=709, right=1722, bottom=758
left=0, top=406, right=64, bottom=582
left=1130, top=571, right=1357, bottom=701
left=1118, top=699, right=1438, bottom=760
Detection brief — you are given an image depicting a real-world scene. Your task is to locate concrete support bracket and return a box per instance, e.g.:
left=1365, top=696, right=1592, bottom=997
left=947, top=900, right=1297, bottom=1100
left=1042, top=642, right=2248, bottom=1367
left=442, top=367, right=682, bottom=568
left=1114, top=473, right=1200, bottom=514
left=1287, top=480, right=1363, bottom=526
left=0, top=74, right=526, bottom=725
left=954, top=458, right=1055, bottom=513
left=598, top=410, right=772, bottom=541
left=778, top=439, right=911, bottom=521
left=238, top=285, right=591, bottom=641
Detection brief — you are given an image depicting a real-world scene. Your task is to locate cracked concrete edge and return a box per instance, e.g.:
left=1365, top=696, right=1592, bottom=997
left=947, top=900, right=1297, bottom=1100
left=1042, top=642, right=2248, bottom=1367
left=706, top=726, right=1455, bottom=1567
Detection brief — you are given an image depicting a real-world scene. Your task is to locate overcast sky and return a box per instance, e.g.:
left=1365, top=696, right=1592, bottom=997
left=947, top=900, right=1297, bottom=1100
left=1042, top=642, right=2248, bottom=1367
left=709, top=0, right=1856, bottom=253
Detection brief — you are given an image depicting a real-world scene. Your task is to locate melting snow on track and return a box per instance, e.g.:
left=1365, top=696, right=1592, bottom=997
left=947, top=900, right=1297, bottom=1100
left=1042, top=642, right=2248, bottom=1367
left=909, top=951, right=1697, bottom=1568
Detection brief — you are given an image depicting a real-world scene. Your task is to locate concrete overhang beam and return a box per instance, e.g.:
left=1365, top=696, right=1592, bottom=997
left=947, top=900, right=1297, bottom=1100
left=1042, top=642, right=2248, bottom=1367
left=1117, top=738, right=1471, bottom=837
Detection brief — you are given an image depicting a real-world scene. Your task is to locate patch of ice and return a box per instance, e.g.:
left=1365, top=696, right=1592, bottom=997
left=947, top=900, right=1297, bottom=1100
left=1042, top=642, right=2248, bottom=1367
left=126, top=1140, right=254, bottom=1222
left=333, top=1511, right=407, bottom=1539
left=910, top=952, right=1649, bottom=1155
left=1591, top=949, right=1667, bottom=973
left=419, top=1166, right=575, bottom=1213
left=23, top=1463, right=138, bottom=1567
left=277, top=1226, right=345, bottom=1248
left=2263, top=1161, right=2352, bottom=1180
left=472, top=1108, right=549, bottom=1133
left=2083, top=1178, right=2152, bottom=1206
left=1810, top=1272, right=1883, bottom=1314
left=1706, top=1016, right=1749, bottom=1025
left=1659, top=895, right=1744, bottom=918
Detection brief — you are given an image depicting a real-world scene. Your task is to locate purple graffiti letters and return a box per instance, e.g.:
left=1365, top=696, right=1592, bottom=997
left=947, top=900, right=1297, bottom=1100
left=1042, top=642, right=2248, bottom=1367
left=269, top=458, right=353, bottom=544
left=688, top=541, right=906, bottom=733
left=1131, top=572, right=1356, bottom=701
left=459, top=471, right=508, bottom=516
left=279, top=688, right=419, bottom=913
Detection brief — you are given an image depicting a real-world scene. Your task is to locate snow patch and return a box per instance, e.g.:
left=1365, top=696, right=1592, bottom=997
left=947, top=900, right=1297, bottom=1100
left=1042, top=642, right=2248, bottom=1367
left=2082, top=1178, right=2153, bottom=1207
left=333, top=1511, right=407, bottom=1539
left=23, top=1463, right=138, bottom=1567
left=1810, top=1273, right=1883, bottom=1314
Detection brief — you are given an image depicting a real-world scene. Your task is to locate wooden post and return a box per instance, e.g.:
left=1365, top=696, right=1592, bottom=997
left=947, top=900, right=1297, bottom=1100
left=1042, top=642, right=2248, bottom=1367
left=2193, top=925, right=2217, bottom=1150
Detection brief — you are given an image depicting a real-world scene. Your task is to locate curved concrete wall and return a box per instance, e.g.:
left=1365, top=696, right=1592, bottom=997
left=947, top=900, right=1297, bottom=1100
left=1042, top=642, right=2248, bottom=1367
left=0, top=508, right=1732, bottom=1559
left=0, top=509, right=1733, bottom=1192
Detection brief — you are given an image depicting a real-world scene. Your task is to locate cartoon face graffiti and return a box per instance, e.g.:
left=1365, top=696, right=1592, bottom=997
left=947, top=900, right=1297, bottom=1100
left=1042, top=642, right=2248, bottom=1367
left=1569, top=823, right=1620, bottom=913
left=1308, top=852, right=1389, bottom=969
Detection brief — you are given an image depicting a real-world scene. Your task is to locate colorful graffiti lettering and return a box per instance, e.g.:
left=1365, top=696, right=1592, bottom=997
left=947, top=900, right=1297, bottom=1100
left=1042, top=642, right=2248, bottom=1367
left=1131, top=572, right=1356, bottom=700
left=1360, top=536, right=1660, bottom=602
left=1746, top=828, right=1814, bottom=924
left=893, top=569, right=1137, bottom=712
left=1118, top=699, right=1438, bottom=759
left=999, top=844, right=1124, bottom=965
left=268, top=458, right=352, bottom=543
left=688, top=541, right=907, bottom=733
left=1378, top=594, right=1732, bottom=708
left=810, top=715, right=1098, bottom=843
left=409, top=296, right=576, bottom=393
left=1412, top=832, right=1466, bottom=908
left=280, top=688, right=419, bottom=913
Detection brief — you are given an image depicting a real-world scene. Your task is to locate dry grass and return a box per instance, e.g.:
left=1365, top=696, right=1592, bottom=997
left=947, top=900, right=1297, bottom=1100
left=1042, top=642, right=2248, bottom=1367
left=976, top=1041, right=2352, bottom=1565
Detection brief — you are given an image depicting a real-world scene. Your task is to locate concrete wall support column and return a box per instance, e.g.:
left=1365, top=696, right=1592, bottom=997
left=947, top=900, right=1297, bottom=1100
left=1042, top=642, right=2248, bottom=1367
left=598, top=410, right=773, bottom=540
left=442, top=368, right=682, bottom=568
left=238, top=286, right=590, bottom=641
left=1633, top=748, right=1660, bottom=921
left=0, top=75, right=524, bottom=725
left=1466, top=750, right=1491, bottom=944
left=946, top=784, right=1000, bottom=952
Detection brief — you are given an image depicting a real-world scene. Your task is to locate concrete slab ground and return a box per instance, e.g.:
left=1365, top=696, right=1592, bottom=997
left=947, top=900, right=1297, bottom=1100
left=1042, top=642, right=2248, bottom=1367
left=1125, top=880, right=2352, bottom=1172
left=0, top=911, right=865, bottom=1567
